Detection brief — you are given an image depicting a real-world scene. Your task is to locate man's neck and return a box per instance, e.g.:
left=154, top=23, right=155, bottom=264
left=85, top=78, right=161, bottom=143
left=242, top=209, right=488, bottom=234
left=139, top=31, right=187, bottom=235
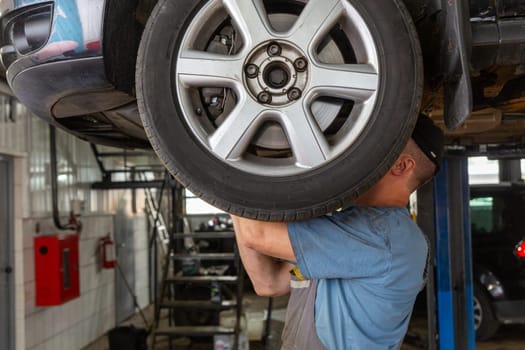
left=354, top=178, right=409, bottom=207
left=355, top=193, right=408, bottom=207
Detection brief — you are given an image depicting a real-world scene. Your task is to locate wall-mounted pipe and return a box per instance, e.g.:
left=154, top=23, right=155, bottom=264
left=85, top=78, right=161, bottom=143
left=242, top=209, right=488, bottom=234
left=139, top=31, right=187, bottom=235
left=49, top=125, right=79, bottom=231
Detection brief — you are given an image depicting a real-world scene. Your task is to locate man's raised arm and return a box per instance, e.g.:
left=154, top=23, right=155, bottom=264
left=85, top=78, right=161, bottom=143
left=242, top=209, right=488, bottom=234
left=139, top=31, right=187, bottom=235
left=231, top=216, right=295, bottom=297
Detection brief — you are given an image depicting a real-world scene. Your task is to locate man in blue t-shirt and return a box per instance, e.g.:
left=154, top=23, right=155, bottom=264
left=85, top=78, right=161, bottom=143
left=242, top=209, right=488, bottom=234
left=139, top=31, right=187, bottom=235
left=231, top=115, right=444, bottom=349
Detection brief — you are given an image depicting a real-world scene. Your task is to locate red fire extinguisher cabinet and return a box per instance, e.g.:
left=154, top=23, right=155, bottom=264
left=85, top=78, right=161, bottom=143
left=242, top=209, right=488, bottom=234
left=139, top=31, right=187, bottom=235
left=34, top=234, right=80, bottom=306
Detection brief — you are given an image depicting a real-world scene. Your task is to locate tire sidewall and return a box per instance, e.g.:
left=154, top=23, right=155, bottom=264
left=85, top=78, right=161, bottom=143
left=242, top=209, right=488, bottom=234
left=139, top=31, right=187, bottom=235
left=138, top=0, right=422, bottom=219
left=473, top=282, right=500, bottom=340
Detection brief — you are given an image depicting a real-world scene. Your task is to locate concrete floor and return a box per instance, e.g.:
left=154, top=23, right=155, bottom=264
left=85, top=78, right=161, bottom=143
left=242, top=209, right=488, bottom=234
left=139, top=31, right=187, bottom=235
left=84, top=294, right=525, bottom=350
left=401, top=308, right=525, bottom=350
left=83, top=293, right=288, bottom=350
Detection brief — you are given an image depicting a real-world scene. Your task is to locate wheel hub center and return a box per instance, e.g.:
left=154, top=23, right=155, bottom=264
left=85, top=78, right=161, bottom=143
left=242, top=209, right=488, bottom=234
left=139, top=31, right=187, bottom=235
left=265, top=63, right=290, bottom=89
left=244, top=40, right=309, bottom=106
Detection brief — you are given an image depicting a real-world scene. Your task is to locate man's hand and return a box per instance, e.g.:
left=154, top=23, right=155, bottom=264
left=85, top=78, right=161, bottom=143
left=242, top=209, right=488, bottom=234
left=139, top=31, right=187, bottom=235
left=231, top=216, right=294, bottom=297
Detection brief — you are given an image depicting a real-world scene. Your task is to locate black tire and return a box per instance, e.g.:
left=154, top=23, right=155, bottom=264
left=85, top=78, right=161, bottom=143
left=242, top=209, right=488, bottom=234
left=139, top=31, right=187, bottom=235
left=137, top=0, right=423, bottom=221
left=474, top=283, right=500, bottom=341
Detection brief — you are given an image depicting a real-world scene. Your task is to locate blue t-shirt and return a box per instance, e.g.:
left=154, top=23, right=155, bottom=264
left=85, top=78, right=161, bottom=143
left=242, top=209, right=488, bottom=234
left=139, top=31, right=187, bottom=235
left=287, top=206, right=428, bottom=350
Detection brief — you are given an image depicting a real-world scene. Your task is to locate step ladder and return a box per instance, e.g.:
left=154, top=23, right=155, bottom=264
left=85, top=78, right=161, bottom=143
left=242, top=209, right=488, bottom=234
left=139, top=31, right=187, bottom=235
left=143, top=182, right=170, bottom=255
left=152, top=224, right=244, bottom=349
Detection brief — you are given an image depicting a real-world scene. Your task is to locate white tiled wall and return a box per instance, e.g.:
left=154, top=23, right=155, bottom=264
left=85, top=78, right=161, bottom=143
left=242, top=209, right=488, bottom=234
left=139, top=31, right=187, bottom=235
left=0, top=97, right=30, bottom=156
left=14, top=158, right=27, bottom=350
left=23, top=215, right=118, bottom=350
left=2, top=93, right=153, bottom=350
left=21, top=210, right=151, bottom=350
left=18, top=211, right=148, bottom=350
left=132, top=215, right=150, bottom=308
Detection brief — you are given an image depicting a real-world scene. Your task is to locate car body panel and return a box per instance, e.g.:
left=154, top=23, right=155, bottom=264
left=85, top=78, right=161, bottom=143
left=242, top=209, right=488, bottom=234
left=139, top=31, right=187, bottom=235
left=440, top=0, right=473, bottom=129
left=0, top=0, right=149, bottom=147
left=497, top=0, right=525, bottom=18
left=493, top=300, right=525, bottom=324
left=469, top=0, right=525, bottom=19
left=1, top=0, right=104, bottom=68
left=1, top=0, right=525, bottom=148
left=471, top=183, right=525, bottom=324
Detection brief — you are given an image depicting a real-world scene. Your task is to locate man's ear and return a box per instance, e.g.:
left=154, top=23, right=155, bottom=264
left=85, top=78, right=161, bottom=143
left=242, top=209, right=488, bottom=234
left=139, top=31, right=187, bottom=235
left=390, top=154, right=416, bottom=176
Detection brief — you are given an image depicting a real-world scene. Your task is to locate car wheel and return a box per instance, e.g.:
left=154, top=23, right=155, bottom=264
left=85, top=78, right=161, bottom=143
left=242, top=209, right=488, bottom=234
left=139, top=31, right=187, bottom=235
left=473, top=283, right=500, bottom=341
left=137, top=0, right=422, bottom=221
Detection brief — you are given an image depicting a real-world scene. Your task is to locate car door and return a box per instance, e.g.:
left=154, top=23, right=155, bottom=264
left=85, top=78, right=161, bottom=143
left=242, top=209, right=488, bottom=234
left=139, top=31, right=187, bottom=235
left=471, top=187, right=524, bottom=296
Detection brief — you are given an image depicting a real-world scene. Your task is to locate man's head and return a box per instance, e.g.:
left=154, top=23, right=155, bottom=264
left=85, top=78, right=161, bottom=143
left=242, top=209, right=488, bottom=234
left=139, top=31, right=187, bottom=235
left=402, top=114, right=445, bottom=191
left=355, top=114, right=444, bottom=207
left=411, top=114, right=445, bottom=172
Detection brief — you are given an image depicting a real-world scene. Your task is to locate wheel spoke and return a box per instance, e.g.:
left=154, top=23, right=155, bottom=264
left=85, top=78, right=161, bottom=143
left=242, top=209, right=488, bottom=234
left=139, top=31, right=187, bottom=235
left=177, top=50, right=244, bottom=87
left=287, top=0, right=344, bottom=49
left=208, top=98, right=266, bottom=160
left=173, top=0, right=384, bottom=178
left=223, top=0, right=272, bottom=47
left=309, top=63, right=379, bottom=102
left=280, top=104, right=330, bottom=168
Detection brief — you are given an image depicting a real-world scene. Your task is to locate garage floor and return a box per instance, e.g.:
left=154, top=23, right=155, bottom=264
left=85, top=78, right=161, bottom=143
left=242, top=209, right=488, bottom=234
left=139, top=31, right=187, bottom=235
left=85, top=294, right=525, bottom=350
left=401, top=308, right=525, bottom=350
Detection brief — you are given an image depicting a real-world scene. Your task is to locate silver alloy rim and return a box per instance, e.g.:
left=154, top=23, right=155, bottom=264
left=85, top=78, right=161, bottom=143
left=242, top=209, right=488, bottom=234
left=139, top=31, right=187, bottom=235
left=176, top=0, right=379, bottom=176
left=473, top=296, right=482, bottom=330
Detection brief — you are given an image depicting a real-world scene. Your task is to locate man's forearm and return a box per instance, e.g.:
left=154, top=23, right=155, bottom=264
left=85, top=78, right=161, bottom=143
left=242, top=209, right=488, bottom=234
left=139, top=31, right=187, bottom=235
left=232, top=216, right=291, bottom=296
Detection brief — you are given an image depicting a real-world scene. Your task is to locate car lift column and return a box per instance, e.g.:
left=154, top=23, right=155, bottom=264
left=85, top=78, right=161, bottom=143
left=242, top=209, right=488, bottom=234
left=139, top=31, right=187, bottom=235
left=499, top=159, right=522, bottom=182
left=419, top=155, right=476, bottom=350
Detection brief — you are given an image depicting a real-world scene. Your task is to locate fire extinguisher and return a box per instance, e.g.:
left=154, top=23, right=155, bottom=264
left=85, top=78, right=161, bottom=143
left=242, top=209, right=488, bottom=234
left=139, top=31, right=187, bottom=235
left=99, top=234, right=116, bottom=269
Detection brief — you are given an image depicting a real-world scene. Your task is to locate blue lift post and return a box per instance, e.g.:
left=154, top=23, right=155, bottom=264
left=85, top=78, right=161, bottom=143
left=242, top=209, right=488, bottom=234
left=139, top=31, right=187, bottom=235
left=416, top=177, right=438, bottom=349
left=433, top=156, right=476, bottom=350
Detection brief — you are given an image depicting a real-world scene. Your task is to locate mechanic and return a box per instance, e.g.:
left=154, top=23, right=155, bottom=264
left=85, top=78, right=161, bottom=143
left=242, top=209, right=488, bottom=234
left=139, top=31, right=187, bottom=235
left=231, top=114, right=444, bottom=349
